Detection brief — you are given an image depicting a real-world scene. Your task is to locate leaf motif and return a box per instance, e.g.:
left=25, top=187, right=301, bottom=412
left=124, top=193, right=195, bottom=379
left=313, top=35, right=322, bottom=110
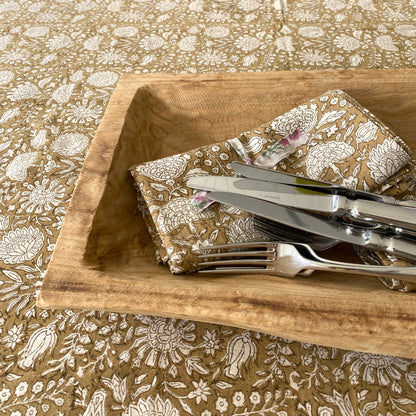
left=133, top=384, right=151, bottom=399
left=3, top=270, right=22, bottom=283
left=5, top=373, right=22, bottom=381
left=150, top=183, right=169, bottom=192
left=215, top=381, right=233, bottom=389
left=167, top=381, right=187, bottom=389
left=317, top=110, right=346, bottom=129
left=134, top=374, right=147, bottom=385
left=179, top=398, right=194, bottom=415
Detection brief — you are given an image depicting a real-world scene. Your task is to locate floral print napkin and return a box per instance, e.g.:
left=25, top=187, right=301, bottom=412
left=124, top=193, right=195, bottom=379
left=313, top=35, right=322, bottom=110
left=130, top=89, right=412, bottom=284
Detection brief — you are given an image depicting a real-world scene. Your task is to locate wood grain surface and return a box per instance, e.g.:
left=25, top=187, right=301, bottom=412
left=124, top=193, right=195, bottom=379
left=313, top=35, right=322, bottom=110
left=38, top=70, right=416, bottom=358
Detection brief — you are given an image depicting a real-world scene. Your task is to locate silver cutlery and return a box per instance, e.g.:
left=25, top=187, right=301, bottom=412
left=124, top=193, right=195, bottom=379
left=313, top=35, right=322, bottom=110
left=187, top=175, right=416, bottom=233
left=232, top=161, right=416, bottom=208
left=198, top=241, right=416, bottom=284
left=197, top=191, right=416, bottom=263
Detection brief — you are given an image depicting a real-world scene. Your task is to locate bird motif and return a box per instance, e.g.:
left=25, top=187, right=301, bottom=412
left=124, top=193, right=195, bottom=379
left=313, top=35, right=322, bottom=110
left=17, top=323, right=57, bottom=370
left=82, top=390, right=107, bottom=416
left=224, top=331, right=257, bottom=379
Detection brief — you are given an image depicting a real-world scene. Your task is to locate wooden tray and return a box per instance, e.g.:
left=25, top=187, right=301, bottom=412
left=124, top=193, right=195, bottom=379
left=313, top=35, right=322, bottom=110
left=38, top=70, right=416, bottom=358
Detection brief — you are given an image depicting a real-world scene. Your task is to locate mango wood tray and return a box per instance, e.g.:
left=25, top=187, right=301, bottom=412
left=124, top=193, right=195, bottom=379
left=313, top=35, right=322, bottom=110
left=38, top=70, right=416, bottom=358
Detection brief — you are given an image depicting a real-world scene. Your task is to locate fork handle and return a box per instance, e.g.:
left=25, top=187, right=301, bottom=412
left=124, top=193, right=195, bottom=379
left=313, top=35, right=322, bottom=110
left=307, top=257, right=416, bottom=284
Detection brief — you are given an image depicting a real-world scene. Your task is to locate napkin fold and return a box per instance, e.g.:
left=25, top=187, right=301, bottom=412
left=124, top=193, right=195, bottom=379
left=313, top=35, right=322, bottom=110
left=130, top=89, right=414, bottom=290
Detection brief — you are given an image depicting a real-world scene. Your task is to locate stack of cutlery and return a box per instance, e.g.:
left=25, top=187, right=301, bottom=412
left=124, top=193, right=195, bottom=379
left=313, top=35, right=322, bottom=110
left=187, top=161, right=416, bottom=263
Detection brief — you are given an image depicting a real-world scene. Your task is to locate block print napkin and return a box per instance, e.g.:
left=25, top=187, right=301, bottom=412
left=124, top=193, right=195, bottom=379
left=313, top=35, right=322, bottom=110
left=130, top=89, right=413, bottom=289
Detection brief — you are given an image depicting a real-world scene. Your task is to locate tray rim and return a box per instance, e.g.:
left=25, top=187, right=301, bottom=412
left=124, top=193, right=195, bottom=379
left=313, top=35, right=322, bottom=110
left=38, top=69, right=416, bottom=358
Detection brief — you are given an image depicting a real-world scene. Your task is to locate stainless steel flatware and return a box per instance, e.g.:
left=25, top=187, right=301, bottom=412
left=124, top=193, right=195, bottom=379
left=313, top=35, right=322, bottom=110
left=198, top=241, right=416, bottom=284
left=187, top=175, right=416, bottom=233
left=232, top=161, right=416, bottom=208
left=196, top=191, right=416, bottom=263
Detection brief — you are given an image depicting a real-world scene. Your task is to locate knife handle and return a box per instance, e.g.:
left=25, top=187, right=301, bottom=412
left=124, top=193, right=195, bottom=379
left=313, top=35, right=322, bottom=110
left=351, top=199, right=416, bottom=232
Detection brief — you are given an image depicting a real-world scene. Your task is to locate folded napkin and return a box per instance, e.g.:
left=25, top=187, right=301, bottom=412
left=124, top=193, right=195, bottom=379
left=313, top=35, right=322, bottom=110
left=130, top=89, right=414, bottom=289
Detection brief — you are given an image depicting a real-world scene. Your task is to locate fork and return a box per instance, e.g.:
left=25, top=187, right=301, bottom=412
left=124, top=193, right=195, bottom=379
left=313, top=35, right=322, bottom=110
left=198, top=241, right=416, bottom=284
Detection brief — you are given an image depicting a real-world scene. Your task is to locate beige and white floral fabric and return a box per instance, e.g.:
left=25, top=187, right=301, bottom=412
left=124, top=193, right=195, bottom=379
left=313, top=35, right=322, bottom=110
left=2, top=1, right=416, bottom=415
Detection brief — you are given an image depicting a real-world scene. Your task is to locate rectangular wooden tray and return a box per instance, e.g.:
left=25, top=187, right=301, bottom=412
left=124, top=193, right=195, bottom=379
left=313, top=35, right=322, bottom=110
left=38, top=70, right=416, bottom=358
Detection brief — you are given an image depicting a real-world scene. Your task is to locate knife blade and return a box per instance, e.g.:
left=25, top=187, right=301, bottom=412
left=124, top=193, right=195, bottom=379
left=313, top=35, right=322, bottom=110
left=231, top=161, right=416, bottom=208
left=187, top=175, right=416, bottom=232
left=204, top=191, right=416, bottom=263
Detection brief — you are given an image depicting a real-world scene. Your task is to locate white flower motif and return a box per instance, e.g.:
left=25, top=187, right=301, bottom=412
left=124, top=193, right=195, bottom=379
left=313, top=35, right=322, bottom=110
left=299, top=49, right=331, bottom=66
left=215, top=397, right=229, bottom=414
left=140, top=34, right=166, bottom=50
left=177, top=35, right=197, bottom=51
left=152, top=197, right=215, bottom=234
left=232, top=391, right=245, bottom=407
left=324, top=0, right=346, bottom=11
left=32, top=382, right=44, bottom=395
left=14, top=382, right=28, bottom=398
left=83, top=35, right=103, bottom=50
left=156, top=0, right=178, bottom=12
left=318, top=406, right=334, bottom=416
left=298, top=26, right=325, bottom=38
left=0, top=226, right=44, bottom=264
left=19, top=179, right=65, bottom=214
left=375, top=35, right=398, bottom=51
left=0, top=70, right=14, bottom=85
left=6, top=151, right=38, bottom=181
left=339, top=351, right=410, bottom=386
left=97, top=48, right=126, bottom=64
left=0, top=1, right=19, bottom=12
left=188, top=380, right=211, bottom=404
left=238, top=0, right=260, bottom=12
left=138, top=155, right=189, bottom=180
left=270, top=107, right=317, bottom=135
left=75, top=0, right=97, bottom=12
left=51, top=83, right=75, bottom=104
left=1, top=323, right=24, bottom=349
left=394, top=24, right=416, bottom=37
left=87, top=71, right=118, bottom=87
left=305, top=141, right=355, bottom=179
left=132, top=317, right=195, bottom=369
left=197, top=49, right=227, bottom=66
left=1, top=47, right=30, bottom=64
left=51, top=132, right=89, bottom=156
left=7, top=83, right=39, bottom=101
left=23, top=26, right=49, bottom=37
left=0, top=35, right=13, bottom=50
left=205, top=26, right=230, bottom=38
left=123, top=395, right=180, bottom=416
left=0, top=387, right=11, bottom=403
left=66, top=99, right=102, bottom=123
left=226, top=217, right=271, bottom=243
left=113, top=26, right=138, bottom=37
left=249, top=392, right=261, bottom=405
left=46, top=34, right=72, bottom=50
left=333, top=34, right=361, bottom=51
left=235, top=35, right=261, bottom=52
left=367, top=138, right=411, bottom=184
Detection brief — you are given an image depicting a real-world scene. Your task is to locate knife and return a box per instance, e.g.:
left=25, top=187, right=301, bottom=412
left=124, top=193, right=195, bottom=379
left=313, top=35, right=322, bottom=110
left=202, top=191, right=416, bottom=263
left=231, top=161, right=416, bottom=207
left=187, top=175, right=416, bottom=233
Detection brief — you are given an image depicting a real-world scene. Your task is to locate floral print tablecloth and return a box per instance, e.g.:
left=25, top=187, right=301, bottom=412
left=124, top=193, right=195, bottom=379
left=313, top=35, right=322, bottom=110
left=1, top=1, right=416, bottom=415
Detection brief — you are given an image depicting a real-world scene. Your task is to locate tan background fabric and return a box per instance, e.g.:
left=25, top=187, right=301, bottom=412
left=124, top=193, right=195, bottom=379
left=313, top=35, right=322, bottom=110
left=1, top=1, right=416, bottom=415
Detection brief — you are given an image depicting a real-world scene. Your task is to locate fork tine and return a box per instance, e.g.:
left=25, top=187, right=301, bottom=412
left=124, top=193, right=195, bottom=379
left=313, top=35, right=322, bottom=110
left=199, top=267, right=272, bottom=274
left=200, top=241, right=276, bottom=251
left=199, top=258, right=272, bottom=267
left=198, top=249, right=274, bottom=260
